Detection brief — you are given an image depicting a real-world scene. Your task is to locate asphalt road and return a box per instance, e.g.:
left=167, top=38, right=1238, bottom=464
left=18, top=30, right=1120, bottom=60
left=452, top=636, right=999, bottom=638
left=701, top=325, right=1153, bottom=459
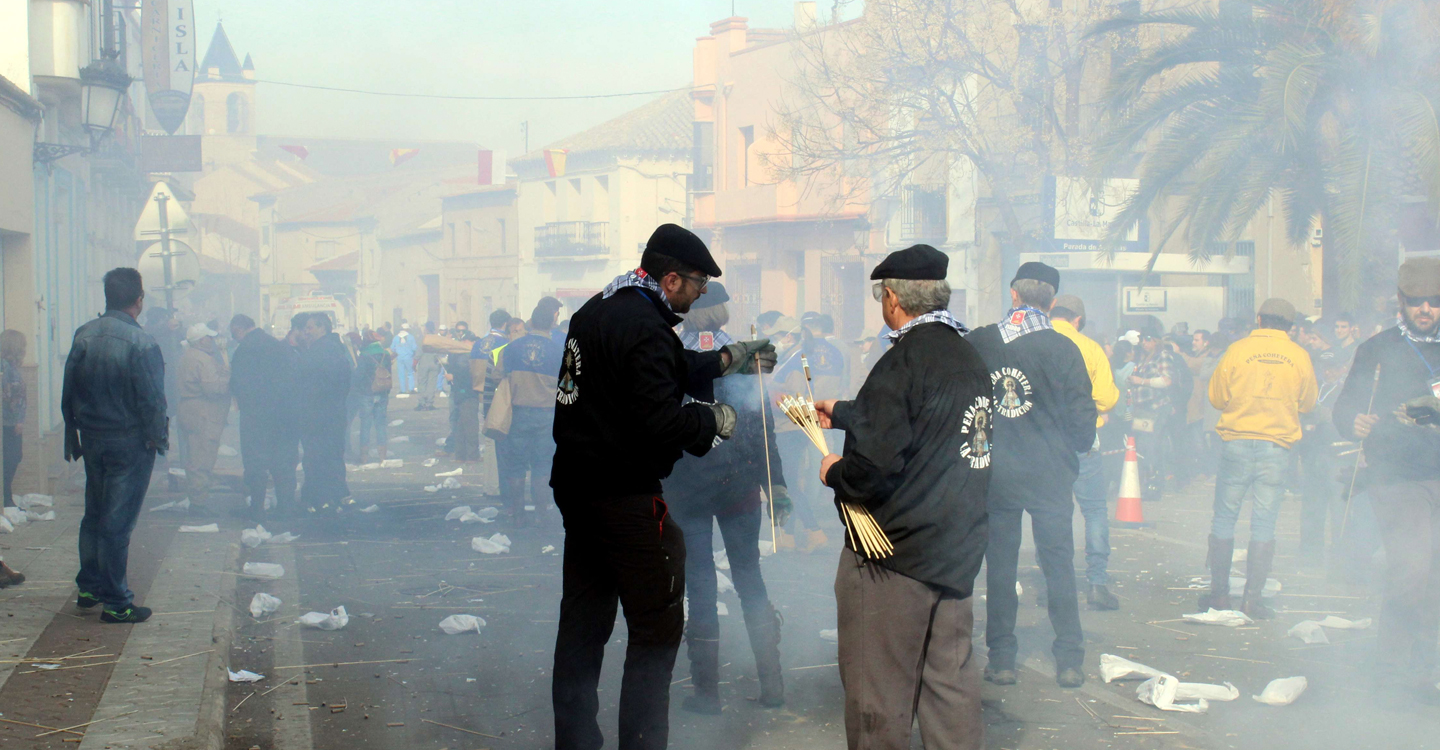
left=218, top=396, right=1440, bottom=750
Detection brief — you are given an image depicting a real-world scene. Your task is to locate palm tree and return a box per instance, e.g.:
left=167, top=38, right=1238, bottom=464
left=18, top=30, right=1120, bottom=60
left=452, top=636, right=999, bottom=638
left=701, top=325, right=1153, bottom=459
left=1090, top=0, right=1440, bottom=310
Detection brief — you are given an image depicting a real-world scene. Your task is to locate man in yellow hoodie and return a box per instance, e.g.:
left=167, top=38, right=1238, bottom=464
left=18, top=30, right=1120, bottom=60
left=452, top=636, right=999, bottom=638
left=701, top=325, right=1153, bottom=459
left=1201, top=298, right=1317, bottom=619
left=1051, top=295, right=1122, bottom=610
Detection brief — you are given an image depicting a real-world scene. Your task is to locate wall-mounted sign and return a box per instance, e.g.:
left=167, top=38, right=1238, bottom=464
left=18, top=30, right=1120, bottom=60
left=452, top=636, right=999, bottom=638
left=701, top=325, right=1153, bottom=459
left=1048, top=176, right=1141, bottom=252
left=1124, top=287, right=1168, bottom=313
left=142, top=0, right=196, bottom=135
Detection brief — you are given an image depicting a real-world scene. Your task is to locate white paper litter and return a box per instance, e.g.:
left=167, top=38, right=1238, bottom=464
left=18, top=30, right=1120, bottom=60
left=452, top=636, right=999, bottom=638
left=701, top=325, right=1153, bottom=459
left=395, top=393, right=410, bottom=399
left=1016, top=581, right=1024, bottom=596
left=759, top=539, right=774, bottom=556
left=380, top=459, right=403, bottom=468
left=424, top=485, right=440, bottom=493
left=714, top=549, right=730, bottom=570
left=716, top=571, right=735, bottom=594
left=33, top=663, right=61, bottom=670
left=241, top=525, right=273, bottom=548
left=436, top=468, right=463, bottom=477
left=249, top=592, right=282, bottom=618
left=179, top=523, right=220, bottom=533
left=242, top=562, right=285, bottom=579
left=150, top=498, right=191, bottom=513
left=25, top=509, right=56, bottom=521
left=268, top=532, right=301, bottom=544
left=169, top=467, right=187, bottom=477
left=1287, top=621, right=1330, bottom=644
left=1137, top=674, right=1210, bottom=713
left=297, top=605, right=349, bottom=630
left=360, top=504, right=380, bottom=513
left=1253, top=676, right=1308, bottom=706
left=542, top=545, right=556, bottom=554
left=388, top=435, right=409, bottom=443
left=1182, top=608, right=1254, bottom=627
left=2, top=506, right=27, bottom=525
left=716, top=602, right=729, bottom=616
left=440, top=477, right=462, bottom=489
left=471, top=533, right=512, bottom=555
left=15, top=494, right=54, bottom=509
left=389, top=419, right=404, bottom=427
left=458, top=512, right=493, bottom=524
left=439, top=614, right=487, bottom=635
left=1316, top=615, right=1372, bottom=630
left=218, top=444, right=238, bottom=457
left=819, top=628, right=838, bottom=643
left=358, top=462, right=382, bottom=471
left=1100, top=654, right=1168, bottom=683
left=0, top=515, right=12, bottom=533
left=422, top=458, right=438, bottom=467
left=445, top=505, right=473, bottom=521
left=228, top=669, right=264, bottom=683
left=435, top=437, right=447, bottom=446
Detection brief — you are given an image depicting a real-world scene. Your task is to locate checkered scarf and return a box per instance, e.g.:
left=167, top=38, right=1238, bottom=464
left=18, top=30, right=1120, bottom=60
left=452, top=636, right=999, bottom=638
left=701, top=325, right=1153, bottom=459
left=602, top=268, right=670, bottom=310
left=884, top=309, right=968, bottom=343
left=1400, top=318, right=1440, bottom=344
left=998, top=306, right=1052, bottom=344
left=679, top=327, right=735, bottom=352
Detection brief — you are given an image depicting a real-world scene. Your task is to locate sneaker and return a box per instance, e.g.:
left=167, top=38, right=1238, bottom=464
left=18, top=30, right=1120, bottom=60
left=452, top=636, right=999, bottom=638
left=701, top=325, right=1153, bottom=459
left=0, top=562, right=25, bottom=588
left=100, top=605, right=152, bottom=624
left=76, top=590, right=101, bottom=608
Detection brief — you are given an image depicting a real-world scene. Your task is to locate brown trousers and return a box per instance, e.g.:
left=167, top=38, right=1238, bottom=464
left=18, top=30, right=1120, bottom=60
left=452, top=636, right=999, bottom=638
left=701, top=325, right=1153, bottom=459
left=1371, top=479, right=1440, bottom=677
left=835, top=548, right=983, bottom=750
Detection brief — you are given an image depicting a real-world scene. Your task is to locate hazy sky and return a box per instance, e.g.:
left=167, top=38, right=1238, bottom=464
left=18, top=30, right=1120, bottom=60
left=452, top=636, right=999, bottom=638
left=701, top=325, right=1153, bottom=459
left=203, top=0, right=848, bottom=152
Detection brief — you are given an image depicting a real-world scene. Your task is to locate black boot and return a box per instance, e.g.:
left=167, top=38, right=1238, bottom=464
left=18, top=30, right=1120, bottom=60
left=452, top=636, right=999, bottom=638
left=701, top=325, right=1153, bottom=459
left=681, top=636, right=722, bottom=715
left=1241, top=540, right=1276, bottom=620
left=1198, top=535, right=1234, bottom=611
left=744, top=603, right=784, bottom=708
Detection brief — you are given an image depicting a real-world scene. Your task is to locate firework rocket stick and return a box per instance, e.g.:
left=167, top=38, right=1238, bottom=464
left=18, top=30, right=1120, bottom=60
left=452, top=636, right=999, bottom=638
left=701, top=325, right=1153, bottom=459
left=1340, top=363, right=1382, bottom=540
left=754, top=325, right=777, bottom=549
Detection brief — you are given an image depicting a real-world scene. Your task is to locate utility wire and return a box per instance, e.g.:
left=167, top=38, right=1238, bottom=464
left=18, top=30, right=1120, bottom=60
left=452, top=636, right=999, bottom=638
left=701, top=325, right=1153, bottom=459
left=254, top=79, right=689, bottom=101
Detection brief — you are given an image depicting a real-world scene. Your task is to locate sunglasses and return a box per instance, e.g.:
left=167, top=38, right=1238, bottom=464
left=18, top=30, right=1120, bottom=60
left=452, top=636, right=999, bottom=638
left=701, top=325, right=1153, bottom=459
left=1403, top=294, right=1440, bottom=308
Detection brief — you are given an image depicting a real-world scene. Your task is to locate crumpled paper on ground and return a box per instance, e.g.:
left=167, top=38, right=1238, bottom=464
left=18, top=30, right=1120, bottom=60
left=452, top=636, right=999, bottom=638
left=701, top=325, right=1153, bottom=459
left=249, top=592, right=282, bottom=618
left=1253, top=676, right=1308, bottom=706
left=359, top=504, right=380, bottom=513
left=436, top=468, right=463, bottom=477
left=717, top=571, right=735, bottom=594
left=1288, top=620, right=1329, bottom=644
left=150, top=498, right=190, bottom=513
left=179, top=523, right=220, bottom=533
left=297, top=605, right=349, bottom=630
left=440, top=477, right=461, bottom=489
left=268, top=532, right=301, bottom=544
left=388, top=435, right=409, bottom=443
left=445, top=506, right=473, bottom=521
left=472, top=533, right=512, bottom=554
left=389, top=419, right=404, bottom=427
left=1139, top=675, right=1239, bottom=708
left=16, top=494, right=53, bottom=510
left=228, top=669, right=264, bottom=683
left=380, top=459, right=403, bottom=468
left=714, top=549, right=730, bottom=570
left=422, top=458, right=438, bottom=467
left=25, top=509, right=56, bottom=521
left=459, top=512, right=494, bottom=524
left=242, top=562, right=285, bottom=578
left=1316, top=615, right=1372, bottom=630
left=2, top=506, right=27, bottom=526
left=439, top=614, right=486, bottom=635
left=0, top=515, right=12, bottom=533
left=1137, top=674, right=1211, bottom=713
left=1182, top=608, right=1254, bottom=627
left=1100, top=653, right=1169, bottom=683
left=241, top=525, right=273, bottom=548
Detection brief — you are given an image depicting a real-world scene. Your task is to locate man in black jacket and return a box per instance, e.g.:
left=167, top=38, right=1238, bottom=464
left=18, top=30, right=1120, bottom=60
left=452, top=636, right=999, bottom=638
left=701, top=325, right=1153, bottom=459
left=62, top=268, right=169, bottom=624
left=814, top=244, right=992, bottom=750
left=228, top=314, right=299, bottom=519
left=550, top=224, right=775, bottom=750
left=1334, top=257, right=1440, bottom=695
left=297, top=313, right=353, bottom=512
left=968, top=261, right=1096, bottom=689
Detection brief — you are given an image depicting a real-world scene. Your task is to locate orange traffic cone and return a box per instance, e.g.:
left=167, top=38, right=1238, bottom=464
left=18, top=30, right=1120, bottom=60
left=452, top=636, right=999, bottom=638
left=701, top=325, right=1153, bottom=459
left=1115, top=435, right=1152, bottom=528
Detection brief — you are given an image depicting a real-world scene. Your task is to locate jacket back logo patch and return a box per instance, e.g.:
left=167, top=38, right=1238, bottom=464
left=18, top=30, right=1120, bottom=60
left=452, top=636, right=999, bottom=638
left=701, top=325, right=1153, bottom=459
left=960, top=395, right=992, bottom=469
left=699, top=332, right=715, bottom=351
left=991, top=367, right=1033, bottom=418
left=556, top=338, right=582, bottom=405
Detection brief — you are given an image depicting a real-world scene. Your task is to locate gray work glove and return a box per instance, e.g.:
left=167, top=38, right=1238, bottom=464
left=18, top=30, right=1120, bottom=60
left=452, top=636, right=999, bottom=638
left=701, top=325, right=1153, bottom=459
left=721, top=339, right=777, bottom=376
left=770, top=484, right=792, bottom=527
left=710, top=402, right=738, bottom=440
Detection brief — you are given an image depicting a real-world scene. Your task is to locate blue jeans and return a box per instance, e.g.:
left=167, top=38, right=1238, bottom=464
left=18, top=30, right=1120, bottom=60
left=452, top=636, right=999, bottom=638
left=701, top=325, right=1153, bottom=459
left=1211, top=439, right=1289, bottom=543
left=76, top=434, right=157, bottom=609
left=1074, top=449, right=1110, bottom=585
left=356, top=393, right=389, bottom=451
left=396, top=360, right=416, bottom=392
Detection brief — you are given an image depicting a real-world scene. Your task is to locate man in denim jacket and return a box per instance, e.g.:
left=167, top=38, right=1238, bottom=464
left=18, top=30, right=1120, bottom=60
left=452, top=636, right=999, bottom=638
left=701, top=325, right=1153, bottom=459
left=61, top=268, right=168, bottom=624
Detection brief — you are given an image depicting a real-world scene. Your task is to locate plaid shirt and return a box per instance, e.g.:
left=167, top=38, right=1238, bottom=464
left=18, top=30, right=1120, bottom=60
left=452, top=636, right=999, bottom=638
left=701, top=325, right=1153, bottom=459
left=884, top=309, right=968, bottom=343
left=602, top=268, right=671, bottom=310
left=1132, top=346, right=1179, bottom=414
left=997, top=306, right=1052, bottom=344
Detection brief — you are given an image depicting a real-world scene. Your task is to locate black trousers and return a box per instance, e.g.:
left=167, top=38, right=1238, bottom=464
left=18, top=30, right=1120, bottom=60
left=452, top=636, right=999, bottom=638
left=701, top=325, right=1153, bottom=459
left=300, top=417, right=349, bottom=506
left=240, top=414, right=297, bottom=513
left=553, top=493, right=685, bottom=750
left=984, top=499, right=1084, bottom=671
left=451, top=395, right=480, bottom=461
left=3, top=427, right=21, bottom=507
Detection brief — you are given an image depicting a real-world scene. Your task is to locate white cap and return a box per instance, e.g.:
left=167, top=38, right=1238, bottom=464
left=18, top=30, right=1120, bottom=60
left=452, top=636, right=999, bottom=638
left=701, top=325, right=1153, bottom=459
left=186, top=323, right=219, bottom=343
left=439, top=324, right=448, bottom=331
left=1120, top=330, right=1141, bottom=346
left=401, top=323, right=410, bottom=330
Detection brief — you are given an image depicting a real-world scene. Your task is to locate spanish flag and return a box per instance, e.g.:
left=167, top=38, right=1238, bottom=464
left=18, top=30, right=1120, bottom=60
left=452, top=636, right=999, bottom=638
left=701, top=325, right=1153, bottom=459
left=544, top=148, right=568, bottom=178
left=390, top=148, right=420, bottom=167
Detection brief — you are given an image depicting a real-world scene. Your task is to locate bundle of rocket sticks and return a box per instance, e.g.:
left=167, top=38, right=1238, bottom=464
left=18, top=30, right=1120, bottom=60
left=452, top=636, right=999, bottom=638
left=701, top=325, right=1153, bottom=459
left=775, top=393, right=895, bottom=559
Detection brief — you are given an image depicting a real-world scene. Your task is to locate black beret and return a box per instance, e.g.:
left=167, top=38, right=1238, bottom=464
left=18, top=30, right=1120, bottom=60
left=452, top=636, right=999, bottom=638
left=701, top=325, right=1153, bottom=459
left=689, top=281, right=730, bottom=309
left=870, top=244, right=948, bottom=280
left=645, top=224, right=722, bottom=278
left=1012, top=261, right=1060, bottom=291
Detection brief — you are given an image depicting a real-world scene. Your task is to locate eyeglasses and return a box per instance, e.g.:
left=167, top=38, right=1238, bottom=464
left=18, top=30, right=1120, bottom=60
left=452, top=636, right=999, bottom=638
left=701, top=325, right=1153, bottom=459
left=678, top=273, right=709, bottom=292
left=872, top=282, right=887, bottom=302
left=1403, top=293, right=1440, bottom=308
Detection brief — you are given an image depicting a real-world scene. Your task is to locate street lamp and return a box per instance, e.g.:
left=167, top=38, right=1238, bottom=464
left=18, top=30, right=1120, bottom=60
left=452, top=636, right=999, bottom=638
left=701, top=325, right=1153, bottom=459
left=33, top=55, right=134, bottom=164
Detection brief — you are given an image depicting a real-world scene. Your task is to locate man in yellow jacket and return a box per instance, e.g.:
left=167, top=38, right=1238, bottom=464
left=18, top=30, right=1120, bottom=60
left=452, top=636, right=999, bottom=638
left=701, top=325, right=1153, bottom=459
left=1051, top=296, right=1122, bottom=610
left=1201, top=298, right=1317, bottom=619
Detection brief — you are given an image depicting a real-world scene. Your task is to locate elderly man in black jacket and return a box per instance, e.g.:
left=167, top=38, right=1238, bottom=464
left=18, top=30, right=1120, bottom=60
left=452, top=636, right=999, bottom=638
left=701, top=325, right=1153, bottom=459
left=814, top=244, right=992, bottom=750
left=228, top=314, right=299, bottom=519
left=62, top=268, right=169, bottom=624
left=550, top=224, right=775, bottom=750
left=968, top=262, right=1097, bottom=689
left=296, top=313, right=353, bottom=513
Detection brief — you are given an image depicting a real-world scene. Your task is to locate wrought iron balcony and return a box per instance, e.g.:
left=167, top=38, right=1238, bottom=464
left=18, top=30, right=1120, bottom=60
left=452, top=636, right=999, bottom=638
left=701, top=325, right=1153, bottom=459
left=535, top=221, right=609, bottom=258
left=899, top=183, right=948, bottom=242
